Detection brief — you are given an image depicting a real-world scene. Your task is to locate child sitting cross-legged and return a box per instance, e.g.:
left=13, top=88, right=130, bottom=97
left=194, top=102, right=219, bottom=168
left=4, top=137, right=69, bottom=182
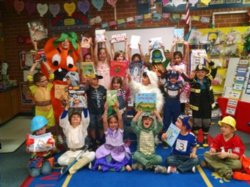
left=92, top=105, right=132, bottom=172
left=155, top=115, right=199, bottom=174
left=202, top=116, right=245, bottom=180
left=131, top=110, right=163, bottom=170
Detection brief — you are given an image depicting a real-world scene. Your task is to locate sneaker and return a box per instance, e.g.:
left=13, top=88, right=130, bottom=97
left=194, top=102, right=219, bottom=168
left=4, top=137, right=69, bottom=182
left=154, top=165, right=167, bottom=173
left=192, top=166, right=196, bottom=173
left=167, top=166, right=177, bottom=174
left=132, top=163, right=144, bottom=171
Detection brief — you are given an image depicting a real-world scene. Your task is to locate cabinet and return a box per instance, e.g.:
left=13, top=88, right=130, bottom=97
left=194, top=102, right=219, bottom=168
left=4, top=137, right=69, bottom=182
left=0, top=87, right=20, bottom=124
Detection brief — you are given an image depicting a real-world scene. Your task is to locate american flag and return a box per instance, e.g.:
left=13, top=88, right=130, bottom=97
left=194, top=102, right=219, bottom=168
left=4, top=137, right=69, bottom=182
left=185, top=0, right=191, bottom=30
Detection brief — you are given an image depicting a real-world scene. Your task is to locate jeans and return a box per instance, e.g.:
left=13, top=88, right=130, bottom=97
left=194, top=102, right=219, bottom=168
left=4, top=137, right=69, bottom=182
left=166, top=154, right=200, bottom=173
left=29, top=160, right=52, bottom=177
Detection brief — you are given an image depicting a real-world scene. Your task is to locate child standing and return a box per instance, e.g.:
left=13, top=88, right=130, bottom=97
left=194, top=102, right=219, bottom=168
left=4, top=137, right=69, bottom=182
left=202, top=116, right=245, bottom=180
left=181, top=62, right=217, bottom=147
left=26, top=116, right=55, bottom=177
left=131, top=111, right=163, bottom=170
left=155, top=115, right=199, bottom=174
left=57, top=104, right=95, bottom=174
left=86, top=74, right=107, bottom=150
left=27, top=60, right=55, bottom=129
left=92, top=108, right=132, bottom=172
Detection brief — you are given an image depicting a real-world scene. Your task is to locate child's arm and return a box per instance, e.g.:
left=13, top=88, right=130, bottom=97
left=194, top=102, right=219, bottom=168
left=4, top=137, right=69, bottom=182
left=110, top=41, right=115, bottom=60
left=124, top=38, right=129, bottom=61
left=190, top=146, right=198, bottom=158
left=138, top=43, right=145, bottom=62
left=132, top=110, right=143, bottom=122
left=117, top=109, right=123, bottom=130
left=104, top=41, right=111, bottom=63
left=94, top=40, right=98, bottom=64
left=102, top=109, right=109, bottom=131
left=183, top=41, right=190, bottom=66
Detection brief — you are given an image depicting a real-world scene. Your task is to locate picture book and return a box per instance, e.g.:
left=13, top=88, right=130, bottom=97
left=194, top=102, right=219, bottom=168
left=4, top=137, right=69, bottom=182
left=190, top=49, right=207, bottom=72
left=135, top=93, right=156, bottom=112
left=129, top=61, right=143, bottom=82
left=27, top=20, right=48, bottom=42
left=130, top=35, right=141, bottom=49
left=110, top=33, right=127, bottom=43
left=26, top=132, right=55, bottom=153
left=173, top=28, right=184, bottom=43
left=110, top=61, right=128, bottom=77
left=107, top=90, right=118, bottom=108
left=95, top=29, right=106, bottom=42
left=80, top=36, right=92, bottom=48
left=68, top=86, right=87, bottom=108
left=165, top=123, right=180, bottom=147
left=80, top=61, right=96, bottom=79
left=54, top=83, right=68, bottom=100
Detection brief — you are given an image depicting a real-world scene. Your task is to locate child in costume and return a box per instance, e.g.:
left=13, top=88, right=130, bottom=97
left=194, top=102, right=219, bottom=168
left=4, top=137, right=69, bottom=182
left=57, top=103, right=95, bottom=174
left=26, top=116, right=56, bottom=177
left=202, top=116, right=245, bottom=180
left=155, top=115, right=199, bottom=174
left=131, top=111, right=163, bottom=170
left=92, top=107, right=132, bottom=172
left=181, top=61, right=217, bottom=147
left=27, top=60, right=55, bottom=129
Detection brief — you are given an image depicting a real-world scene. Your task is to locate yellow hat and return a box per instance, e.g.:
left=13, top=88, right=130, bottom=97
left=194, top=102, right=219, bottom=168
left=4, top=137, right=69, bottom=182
left=218, top=116, right=236, bottom=130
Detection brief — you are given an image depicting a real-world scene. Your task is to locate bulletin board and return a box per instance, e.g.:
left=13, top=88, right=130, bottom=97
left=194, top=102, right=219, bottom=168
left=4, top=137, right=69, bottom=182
left=106, top=27, right=180, bottom=55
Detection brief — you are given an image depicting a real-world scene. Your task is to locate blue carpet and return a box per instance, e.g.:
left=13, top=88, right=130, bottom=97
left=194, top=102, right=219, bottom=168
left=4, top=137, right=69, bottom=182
left=22, top=144, right=250, bottom=187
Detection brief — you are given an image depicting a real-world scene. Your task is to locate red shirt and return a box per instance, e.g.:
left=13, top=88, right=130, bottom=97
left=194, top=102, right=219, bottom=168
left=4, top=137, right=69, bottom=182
left=211, top=134, right=245, bottom=157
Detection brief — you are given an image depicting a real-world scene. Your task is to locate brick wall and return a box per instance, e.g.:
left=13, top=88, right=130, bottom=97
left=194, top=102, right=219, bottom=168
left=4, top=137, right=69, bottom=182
left=0, top=1, right=249, bottom=112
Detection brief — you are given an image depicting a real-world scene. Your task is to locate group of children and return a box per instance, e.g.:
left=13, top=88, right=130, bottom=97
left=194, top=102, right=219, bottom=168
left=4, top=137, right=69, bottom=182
left=25, top=34, right=245, bottom=181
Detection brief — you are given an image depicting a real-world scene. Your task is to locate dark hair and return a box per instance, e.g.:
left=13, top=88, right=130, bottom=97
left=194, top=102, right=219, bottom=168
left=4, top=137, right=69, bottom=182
left=142, top=72, right=148, bottom=78
left=33, top=72, right=45, bottom=84
left=111, top=76, right=123, bottom=89
left=114, top=50, right=125, bottom=61
left=173, top=51, right=183, bottom=59
left=69, top=110, right=82, bottom=123
left=83, top=53, right=92, bottom=61
left=131, top=53, right=142, bottom=62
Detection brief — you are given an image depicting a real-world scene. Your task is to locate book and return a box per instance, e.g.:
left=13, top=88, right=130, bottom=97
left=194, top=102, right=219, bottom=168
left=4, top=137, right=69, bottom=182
left=80, top=61, right=96, bottom=79
left=130, top=35, right=141, bottom=49
left=95, top=29, right=106, bottom=42
left=110, top=61, right=128, bottom=77
left=107, top=90, right=118, bottom=108
left=174, top=28, right=184, bottom=43
left=80, top=36, right=92, bottom=48
left=68, top=87, right=87, bottom=108
left=27, top=20, right=48, bottom=42
left=129, top=61, right=143, bottom=82
left=110, top=33, right=126, bottom=43
left=165, top=123, right=180, bottom=147
left=135, top=93, right=156, bottom=112
left=54, top=83, right=68, bottom=100
left=26, top=132, right=55, bottom=153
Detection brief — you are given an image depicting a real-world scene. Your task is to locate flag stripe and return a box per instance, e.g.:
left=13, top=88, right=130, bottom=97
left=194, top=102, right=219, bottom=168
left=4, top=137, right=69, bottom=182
left=185, top=0, right=190, bottom=25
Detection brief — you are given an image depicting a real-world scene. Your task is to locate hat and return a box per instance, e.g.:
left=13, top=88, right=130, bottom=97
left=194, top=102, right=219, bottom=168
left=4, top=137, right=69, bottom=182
left=31, top=116, right=48, bottom=133
left=195, top=63, right=209, bottom=72
left=166, top=70, right=179, bottom=79
left=178, top=115, right=192, bottom=130
left=94, top=74, right=103, bottom=79
left=218, top=116, right=236, bottom=130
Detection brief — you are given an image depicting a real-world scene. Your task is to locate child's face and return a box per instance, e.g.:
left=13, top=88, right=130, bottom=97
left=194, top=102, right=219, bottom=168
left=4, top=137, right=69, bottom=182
left=220, top=123, right=234, bottom=136
left=62, top=39, right=70, bottom=49
left=84, top=54, right=92, bottom=62
left=169, top=77, right=178, bottom=84
left=70, top=114, right=81, bottom=126
left=142, top=76, right=150, bottom=86
left=133, top=56, right=140, bottom=62
left=173, top=55, right=182, bottom=64
left=99, top=49, right=107, bottom=61
left=142, top=117, right=153, bottom=129
left=109, top=116, right=119, bottom=130
left=112, top=81, right=121, bottom=90
left=116, top=53, right=124, bottom=61
left=196, top=70, right=207, bottom=80
left=35, top=126, right=46, bottom=135
left=38, top=75, right=48, bottom=87
left=175, top=118, right=183, bottom=129
left=90, top=78, right=99, bottom=86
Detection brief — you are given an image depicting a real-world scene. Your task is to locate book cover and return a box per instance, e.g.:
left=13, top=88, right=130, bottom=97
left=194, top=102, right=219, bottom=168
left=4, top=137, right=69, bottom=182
left=68, top=87, right=87, bottom=108
left=130, top=35, right=141, bottom=49
left=135, top=93, right=156, bottom=112
left=95, top=29, right=106, bottom=42
left=129, top=61, right=143, bottom=82
left=110, top=61, right=128, bottom=77
left=165, top=123, right=180, bottom=147
left=80, top=61, right=96, bottom=79
left=110, top=33, right=126, bottom=43
left=26, top=132, right=55, bottom=152
left=27, top=20, right=48, bottom=42
left=107, top=90, right=118, bottom=108
left=54, top=83, right=68, bottom=100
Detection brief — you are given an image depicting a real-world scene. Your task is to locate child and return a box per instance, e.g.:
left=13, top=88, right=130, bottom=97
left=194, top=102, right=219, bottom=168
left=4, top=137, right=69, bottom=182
left=26, top=116, right=55, bottom=177
left=86, top=74, right=107, bottom=150
left=167, top=41, right=190, bottom=114
left=131, top=111, right=163, bottom=170
left=127, top=68, right=164, bottom=113
left=57, top=104, right=95, bottom=174
left=92, top=108, right=132, bottom=172
left=155, top=115, right=199, bottom=173
left=94, top=41, right=111, bottom=89
left=27, top=60, right=55, bottom=129
left=202, top=116, right=245, bottom=180
left=181, top=62, right=217, bottom=147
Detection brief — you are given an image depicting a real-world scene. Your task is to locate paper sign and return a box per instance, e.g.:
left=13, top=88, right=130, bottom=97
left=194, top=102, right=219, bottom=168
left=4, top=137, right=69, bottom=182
left=95, top=29, right=106, bottom=42
left=130, top=35, right=141, bottom=49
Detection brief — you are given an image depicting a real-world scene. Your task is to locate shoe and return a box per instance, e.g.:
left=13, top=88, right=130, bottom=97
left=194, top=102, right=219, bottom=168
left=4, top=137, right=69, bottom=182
left=224, top=171, right=233, bottom=180
left=167, top=166, right=177, bottom=174
left=154, top=165, right=167, bottom=173
left=192, top=166, right=196, bottom=173
left=132, top=163, right=143, bottom=171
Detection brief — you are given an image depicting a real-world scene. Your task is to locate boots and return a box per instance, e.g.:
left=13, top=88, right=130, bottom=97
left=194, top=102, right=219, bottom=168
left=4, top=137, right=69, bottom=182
left=69, top=157, right=91, bottom=174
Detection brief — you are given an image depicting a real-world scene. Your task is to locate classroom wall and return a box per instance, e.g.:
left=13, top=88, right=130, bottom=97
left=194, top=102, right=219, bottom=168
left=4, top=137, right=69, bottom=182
left=0, top=1, right=249, bottom=112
